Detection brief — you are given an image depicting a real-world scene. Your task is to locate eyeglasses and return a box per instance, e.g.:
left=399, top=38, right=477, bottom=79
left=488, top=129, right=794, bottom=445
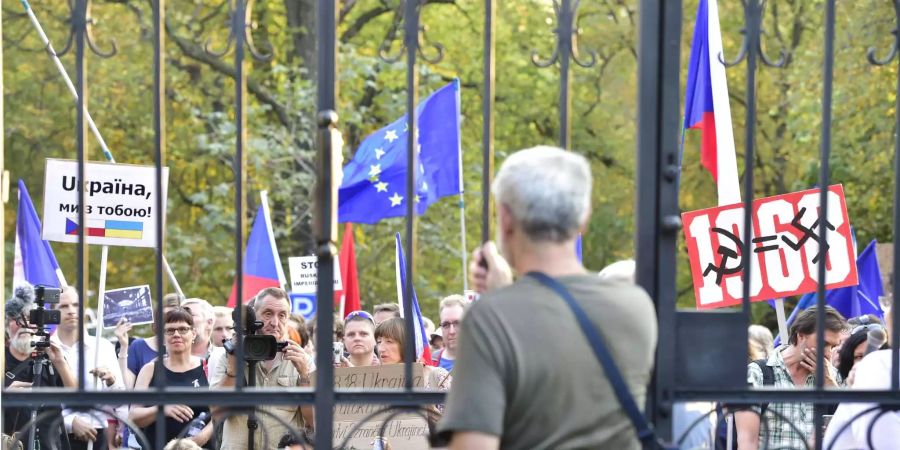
left=164, top=327, right=193, bottom=336
left=440, top=320, right=461, bottom=330
left=345, top=310, right=375, bottom=323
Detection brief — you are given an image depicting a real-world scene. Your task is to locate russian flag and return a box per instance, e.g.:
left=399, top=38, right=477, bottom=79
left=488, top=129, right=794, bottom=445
left=227, top=191, right=287, bottom=306
left=394, top=232, right=434, bottom=365
left=13, top=179, right=67, bottom=288
left=684, top=0, right=741, bottom=206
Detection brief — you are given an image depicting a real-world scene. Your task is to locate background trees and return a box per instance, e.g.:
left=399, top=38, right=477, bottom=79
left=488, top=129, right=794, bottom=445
left=3, top=0, right=897, bottom=330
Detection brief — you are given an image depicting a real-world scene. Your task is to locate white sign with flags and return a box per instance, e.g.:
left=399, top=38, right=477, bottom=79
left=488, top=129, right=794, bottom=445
left=41, top=159, right=169, bottom=248
left=288, top=256, right=342, bottom=294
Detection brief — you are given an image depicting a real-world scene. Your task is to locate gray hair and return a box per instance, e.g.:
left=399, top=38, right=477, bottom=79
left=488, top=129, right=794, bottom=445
left=491, top=146, right=592, bottom=242
left=182, top=298, right=214, bottom=322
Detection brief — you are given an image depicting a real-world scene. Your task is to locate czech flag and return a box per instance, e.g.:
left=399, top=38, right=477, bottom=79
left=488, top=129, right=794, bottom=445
left=227, top=191, right=286, bottom=306
left=13, top=179, right=67, bottom=288
left=394, top=232, right=434, bottom=365
left=684, top=0, right=741, bottom=206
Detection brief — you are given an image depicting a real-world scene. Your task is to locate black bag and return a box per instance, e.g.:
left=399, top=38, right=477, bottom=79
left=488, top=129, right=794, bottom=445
left=529, top=272, right=677, bottom=450
left=714, top=359, right=774, bottom=450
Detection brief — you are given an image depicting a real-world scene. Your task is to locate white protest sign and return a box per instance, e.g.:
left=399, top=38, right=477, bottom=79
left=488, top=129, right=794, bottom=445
left=288, top=256, right=342, bottom=294
left=42, top=159, right=169, bottom=248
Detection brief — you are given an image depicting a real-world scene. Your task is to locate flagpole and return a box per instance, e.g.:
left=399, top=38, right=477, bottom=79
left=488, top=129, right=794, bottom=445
left=774, top=299, right=789, bottom=344
left=92, top=245, right=109, bottom=392
left=456, top=81, right=468, bottom=292
left=20, top=0, right=184, bottom=295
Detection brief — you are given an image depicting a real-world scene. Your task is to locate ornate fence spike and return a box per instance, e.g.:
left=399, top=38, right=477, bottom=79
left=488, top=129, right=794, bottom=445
left=719, top=0, right=790, bottom=68
left=867, top=1, right=900, bottom=66
left=204, top=0, right=273, bottom=61
left=376, top=0, right=445, bottom=64
left=56, top=0, right=118, bottom=58
left=530, top=0, right=598, bottom=69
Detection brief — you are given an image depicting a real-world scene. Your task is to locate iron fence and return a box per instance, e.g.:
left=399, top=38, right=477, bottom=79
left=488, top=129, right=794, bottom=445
left=1, top=0, right=899, bottom=449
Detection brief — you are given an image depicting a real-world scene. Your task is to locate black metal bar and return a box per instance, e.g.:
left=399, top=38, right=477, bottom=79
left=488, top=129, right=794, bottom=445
left=558, top=0, right=572, bottom=149
left=74, top=0, right=88, bottom=394
left=313, top=0, right=339, bottom=446
left=815, top=2, right=836, bottom=448
left=152, top=0, right=167, bottom=445
left=403, top=0, right=419, bottom=391
left=233, top=0, right=247, bottom=391
left=671, top=389, right=900, bottom=403
left=635, top=0, right=682, bottom=439
left=740, top=0, right=760, bottom=318
left=481, top=0, right=495, bottom=243
left=888, top=0, right=900, bottom=394
left=152, top=0, right=166, bottom=442
left=1, top=389, right=447, bottom=406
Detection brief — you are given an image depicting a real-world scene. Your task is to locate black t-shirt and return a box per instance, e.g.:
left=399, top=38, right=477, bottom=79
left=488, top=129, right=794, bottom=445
left=4, top=347, right=71, bottom=450
left=141, top=363, right=211, bottom=449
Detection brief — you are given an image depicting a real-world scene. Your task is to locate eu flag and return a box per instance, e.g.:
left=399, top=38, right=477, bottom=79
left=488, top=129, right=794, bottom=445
left=338, top=80, right=462, bottom=224
left=774, top=239, right=884, bottom=345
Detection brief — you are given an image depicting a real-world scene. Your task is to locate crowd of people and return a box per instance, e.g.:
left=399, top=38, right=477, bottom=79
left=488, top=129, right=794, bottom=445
left=4, top=145, right=900, bottom=450
left=3, top=284, right=468, bottom=449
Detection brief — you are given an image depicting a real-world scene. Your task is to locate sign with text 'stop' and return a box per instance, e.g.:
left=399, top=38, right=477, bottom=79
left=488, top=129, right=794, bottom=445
left=42, top=159, right=169, bottom=248
left=288, top=256, right=342, bottom=294
left=682, top=185, right=858, bottom=309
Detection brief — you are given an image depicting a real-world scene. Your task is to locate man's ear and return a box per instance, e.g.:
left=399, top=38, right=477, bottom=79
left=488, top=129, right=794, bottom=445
left=499, top=203, right=515, bottom=237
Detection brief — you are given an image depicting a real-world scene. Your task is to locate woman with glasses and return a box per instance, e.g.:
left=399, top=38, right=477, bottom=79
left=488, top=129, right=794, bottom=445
left=129, top=308, right=213, bottom=448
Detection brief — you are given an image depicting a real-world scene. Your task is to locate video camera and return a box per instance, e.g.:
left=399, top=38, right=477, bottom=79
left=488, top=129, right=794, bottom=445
left=223, top=305, right=288, bottom=361
left=29, top=286, right=62, bottom=351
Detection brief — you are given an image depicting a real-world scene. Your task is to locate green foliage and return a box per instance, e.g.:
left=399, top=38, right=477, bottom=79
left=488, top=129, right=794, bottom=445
left=4, top=0, right=898, bottom=327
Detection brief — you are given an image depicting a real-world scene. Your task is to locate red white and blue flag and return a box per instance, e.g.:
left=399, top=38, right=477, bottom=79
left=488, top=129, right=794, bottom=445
left=394, top=232, right=434, bottom=365
left=14, top=179, right=67, bottom=288
left=228, top=191, right=286, bottom=306
left=684, top=0, right=741, bottom=206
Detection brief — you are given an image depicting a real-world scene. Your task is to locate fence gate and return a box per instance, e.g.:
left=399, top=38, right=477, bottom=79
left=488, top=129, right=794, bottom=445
left=2, top=0, right=900, bottom=449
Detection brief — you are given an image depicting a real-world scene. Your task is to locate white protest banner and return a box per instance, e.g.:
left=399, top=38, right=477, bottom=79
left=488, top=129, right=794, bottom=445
left=288, top=256, right=342, bottom=294
left=330, top=364, right=429, bottom=450
left=683, top=185, right=858, bottom=309
left=102, top=285, right=153, bottom=328
left=42, top=159, right=169, bottom=248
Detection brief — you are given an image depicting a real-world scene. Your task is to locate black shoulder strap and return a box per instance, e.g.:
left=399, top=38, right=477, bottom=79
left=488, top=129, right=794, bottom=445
left=528, top=272, right=664, bottom=448
left=752, top=359, right=774, bottom=415
left=752, top=359, right=775, bottom=386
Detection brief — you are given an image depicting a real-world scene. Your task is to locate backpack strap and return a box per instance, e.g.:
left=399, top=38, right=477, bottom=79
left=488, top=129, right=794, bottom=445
left=528, top=272, right=662, bottom=448
left=752, top=359, right=775, bottom=415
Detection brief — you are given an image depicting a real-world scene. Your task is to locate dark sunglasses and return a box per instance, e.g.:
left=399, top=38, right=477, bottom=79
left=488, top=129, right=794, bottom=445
left=345, top=310, right=375, bottom=323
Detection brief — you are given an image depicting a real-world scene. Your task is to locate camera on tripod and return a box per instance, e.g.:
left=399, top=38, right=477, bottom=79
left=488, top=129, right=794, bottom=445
left=29, top=286, right=62, bottom=351
left=223, top=305, right=288, bottom=361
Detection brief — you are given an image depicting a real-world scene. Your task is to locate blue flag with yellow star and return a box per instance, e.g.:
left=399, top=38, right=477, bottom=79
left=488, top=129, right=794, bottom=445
left=338, top=80, right=462, bottom=224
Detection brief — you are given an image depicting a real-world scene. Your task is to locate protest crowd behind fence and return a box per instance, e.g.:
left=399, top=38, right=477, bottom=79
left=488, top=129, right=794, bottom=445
left=3, top=0, right=900, bottom=449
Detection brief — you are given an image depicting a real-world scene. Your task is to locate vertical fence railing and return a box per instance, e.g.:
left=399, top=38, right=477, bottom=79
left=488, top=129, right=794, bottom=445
left=152, top=0, right=168, bottom=445
left=481, top=0, right=495, bottom=243
left=867, top=0, right=900, bottom=395
left=313, top=0, right=339, bottom=446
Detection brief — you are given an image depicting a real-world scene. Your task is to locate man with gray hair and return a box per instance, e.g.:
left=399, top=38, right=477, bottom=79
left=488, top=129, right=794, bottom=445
left=182, top=298, right=215, bottom=359
left=437, top=146, right=658, bottom=449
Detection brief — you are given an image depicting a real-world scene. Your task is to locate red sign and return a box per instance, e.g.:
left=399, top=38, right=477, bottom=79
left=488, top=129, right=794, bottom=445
left=682, top=185, right=858, bottom=309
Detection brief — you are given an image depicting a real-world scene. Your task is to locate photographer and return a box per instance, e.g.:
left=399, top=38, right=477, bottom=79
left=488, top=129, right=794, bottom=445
left=3, top=284, right=76, bottom=449
left=211, top=287, right=314, bottom=450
